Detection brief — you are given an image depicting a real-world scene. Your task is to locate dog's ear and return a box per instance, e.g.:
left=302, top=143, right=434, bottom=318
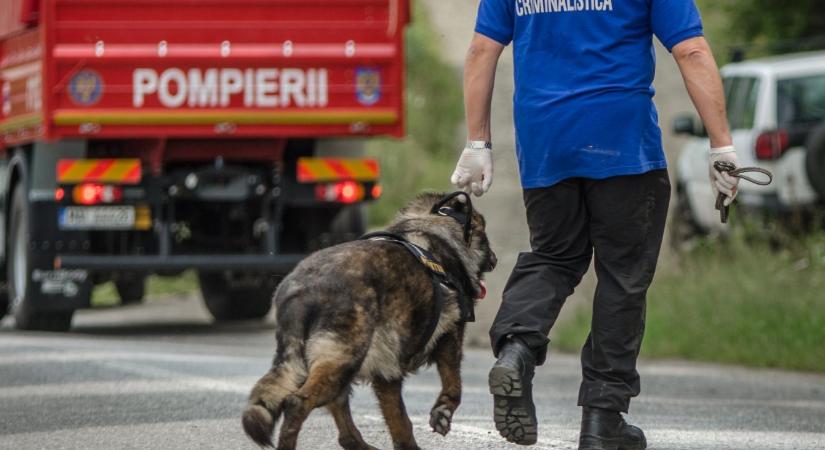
left=430, top=191, right=471, bottom=214
left=431, top=191, right=473, bottom=241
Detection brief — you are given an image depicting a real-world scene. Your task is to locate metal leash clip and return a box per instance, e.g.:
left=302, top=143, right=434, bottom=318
left=713, top=160, right=774, bottom=223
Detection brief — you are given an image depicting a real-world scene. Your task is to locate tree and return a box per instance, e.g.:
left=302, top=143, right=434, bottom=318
left=715, top=0, right=825, bottom=49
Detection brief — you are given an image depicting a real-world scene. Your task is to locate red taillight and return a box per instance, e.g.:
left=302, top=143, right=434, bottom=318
left=315, top=181, right=364, bottom=204
left=54, top=188, right=65, bottom=202
left=755, top=130, right=789, bottom=160
left=371, top=184, right=383, bottom=199
left=72, top=183, right=123, bottom=205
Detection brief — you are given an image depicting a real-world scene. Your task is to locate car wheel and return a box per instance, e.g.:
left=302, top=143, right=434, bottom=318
left=198, top=272, right=273, bottom=321
left=670, top=184, right=705, bottom=246
left=8, top=187, right=73, bottom=332
left=805, top=122, right=825, bottom=200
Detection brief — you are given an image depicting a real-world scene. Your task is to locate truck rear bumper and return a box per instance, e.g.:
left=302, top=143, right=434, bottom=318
left=56, top=254, right=306, bottom=272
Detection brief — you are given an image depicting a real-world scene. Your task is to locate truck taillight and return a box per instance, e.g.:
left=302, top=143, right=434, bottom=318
left=755, top=130, right=789, bottom=160
left=316, top=181, right=364, bottom=204
left=72, top=183, right=123, bottom=205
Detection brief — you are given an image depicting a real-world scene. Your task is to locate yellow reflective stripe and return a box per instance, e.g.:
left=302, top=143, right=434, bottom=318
left=297, top=158, right=380, bottom=182
left=0, top=113, right=43, bottom=133
left=101, top=160, right=139, bottom=182
left=58, top=159, right=141, bottom=183
left=340, top=160, right=378, bottom=180
left=59, top=161, right=98, bottom=182
left=53, top=109, right=399, bottom=126
left=301, top=159, right=339, bottom=180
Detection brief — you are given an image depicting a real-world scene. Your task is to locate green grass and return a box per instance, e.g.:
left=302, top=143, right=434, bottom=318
left=91, top=271, right=197, bottom=307
left=366, top=2, right=463, bottom=226
left=554, top=224, right=825, bottom=372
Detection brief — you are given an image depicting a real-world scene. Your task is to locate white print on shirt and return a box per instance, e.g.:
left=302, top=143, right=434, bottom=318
left=515, top=0, right=613, bottom=16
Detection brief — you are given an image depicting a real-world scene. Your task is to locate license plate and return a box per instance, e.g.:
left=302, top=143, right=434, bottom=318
left=59, top=206, right=135, bottom=230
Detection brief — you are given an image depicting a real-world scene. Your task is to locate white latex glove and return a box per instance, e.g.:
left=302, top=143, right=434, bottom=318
left=709, top=145, right=740, bottom=207
left=450, top=143, right=493, bottom=197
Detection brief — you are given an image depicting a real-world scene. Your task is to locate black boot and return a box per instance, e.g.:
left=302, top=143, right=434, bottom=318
left=578, top=407, right=647, bottom=450
left=489, top=337, right=538, bottom=445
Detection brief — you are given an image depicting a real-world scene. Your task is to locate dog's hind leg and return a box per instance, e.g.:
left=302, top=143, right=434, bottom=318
left=243, top=346, right=308, bottom=448
left=429, top=329, right=464, bottom=436
left=277, top=336, right=367, bottom=450
left=327, top=391, right=378, bottom=450
left=372, top=378, right=421, bottom=450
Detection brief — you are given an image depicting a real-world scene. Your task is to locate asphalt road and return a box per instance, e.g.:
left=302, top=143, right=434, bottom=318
left=1, top=294, right=824, bottom=450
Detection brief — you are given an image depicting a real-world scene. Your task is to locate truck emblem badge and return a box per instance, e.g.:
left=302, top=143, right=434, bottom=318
left=68, top=70, right=104, bottom=106
left=355, top=68, right=381, bottom=106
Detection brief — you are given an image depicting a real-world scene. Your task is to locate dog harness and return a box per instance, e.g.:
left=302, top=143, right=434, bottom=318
left=359, top=230, right=473, bottom=353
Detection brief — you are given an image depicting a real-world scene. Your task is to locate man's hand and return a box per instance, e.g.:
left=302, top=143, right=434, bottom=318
left=709, top=146, right=740, bottom=206
left=451, top=142, right=493, bottom=196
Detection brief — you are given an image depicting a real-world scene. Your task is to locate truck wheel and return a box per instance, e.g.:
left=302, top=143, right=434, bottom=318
left=330, top=205, right=367, bottom=237
left=805, top=123, right=825, bottom=199
left=8, top=188, right=73, bottom=332
left=0, top=289, right=8, bottom=321
left=115, top=277, right=146, bottom=305
left=197, top=272, right=272, bottom=321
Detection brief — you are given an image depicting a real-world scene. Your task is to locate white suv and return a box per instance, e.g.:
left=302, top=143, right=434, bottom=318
left=674, top=51, right=825, bottom=233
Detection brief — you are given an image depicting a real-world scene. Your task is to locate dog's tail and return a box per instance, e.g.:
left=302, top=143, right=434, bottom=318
left=242, top=344, right=307, bottom=447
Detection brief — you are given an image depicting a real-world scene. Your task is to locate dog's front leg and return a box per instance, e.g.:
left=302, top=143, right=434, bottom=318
left=372, top=377, right=421, bottom=450
left=429, top=329, right=463, bottom=436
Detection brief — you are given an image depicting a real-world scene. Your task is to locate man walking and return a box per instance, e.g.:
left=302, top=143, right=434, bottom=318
left=451, top=1, right=739, bottom=448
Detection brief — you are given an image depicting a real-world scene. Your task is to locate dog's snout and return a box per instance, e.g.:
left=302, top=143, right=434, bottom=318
left=486, top=250, right=498, bottom=272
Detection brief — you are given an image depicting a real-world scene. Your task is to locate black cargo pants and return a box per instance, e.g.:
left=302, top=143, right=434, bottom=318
left=490, top=169, right=670, bottom=413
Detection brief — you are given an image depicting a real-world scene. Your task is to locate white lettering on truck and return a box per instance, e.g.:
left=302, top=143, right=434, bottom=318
left=132, top=68, right=329, bottom=108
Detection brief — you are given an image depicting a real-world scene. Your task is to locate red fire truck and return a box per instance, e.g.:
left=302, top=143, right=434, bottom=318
left=0, top=0, right=409, bottom=330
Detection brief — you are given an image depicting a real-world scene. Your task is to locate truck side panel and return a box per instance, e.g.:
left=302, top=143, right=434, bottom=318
left=46, top=0, right=408, bottom=140
left=0, top=29, right=43, bottom=149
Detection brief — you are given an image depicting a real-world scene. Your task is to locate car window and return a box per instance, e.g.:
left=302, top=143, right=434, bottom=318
left=725, top=76, right=760, bottom=130
left=777, top=74, right=825, bottom=127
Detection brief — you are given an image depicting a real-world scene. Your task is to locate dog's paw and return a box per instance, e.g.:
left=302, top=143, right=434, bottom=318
left=429, top=404, right=453, bottom=436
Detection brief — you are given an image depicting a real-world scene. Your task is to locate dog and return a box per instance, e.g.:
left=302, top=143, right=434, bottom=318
left=242, top=191, right=497, bottom=450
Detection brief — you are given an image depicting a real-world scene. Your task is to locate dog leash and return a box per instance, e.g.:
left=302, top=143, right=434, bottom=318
left=713, top=160, right=773, bottom=223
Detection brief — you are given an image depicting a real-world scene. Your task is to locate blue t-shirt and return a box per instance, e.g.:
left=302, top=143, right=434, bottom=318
left=475, top=0, right=704, bottom=188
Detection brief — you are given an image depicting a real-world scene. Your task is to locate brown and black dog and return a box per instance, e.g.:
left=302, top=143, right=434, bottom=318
left=242, top=192, right=497, bottom=449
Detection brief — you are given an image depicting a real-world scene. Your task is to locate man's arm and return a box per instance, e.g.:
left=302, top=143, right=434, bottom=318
left=464, top=33, right=505, bottom=141
left=451, top=33, right=504, bottom=195
left=672, top=36, right=731, bottom=148
left=673, top=36, right=739, bottom=204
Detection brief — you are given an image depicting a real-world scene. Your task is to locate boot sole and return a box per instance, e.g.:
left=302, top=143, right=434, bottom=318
left=579, top=434, right=647, bottom=450
left=489, top=365, right=537, bottom=445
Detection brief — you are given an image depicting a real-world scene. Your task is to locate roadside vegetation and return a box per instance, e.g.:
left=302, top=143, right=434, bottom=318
left=92, top=271, right=198, bottom=307
left=697, top=0, right=825, bottom=62
left=554, top=220, right=825, bottom=373
left=365, top=2, right=463, bottom=226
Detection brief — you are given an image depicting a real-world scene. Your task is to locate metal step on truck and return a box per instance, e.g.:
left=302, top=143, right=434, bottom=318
left=0, top=0, right=409, bottom=331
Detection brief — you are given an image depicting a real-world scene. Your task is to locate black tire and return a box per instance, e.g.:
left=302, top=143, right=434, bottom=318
left=670, top=184, right=706, bottom=247
left=198, top=272, right=273, bottom=321
left=330, top=205, right=367, bottom=237
left=0, top=289, right=8, bottom=321
left=115, top=277, right=146, bottom=305
left=805, top=123, right=825, bottom=200
left=8, top=188, right=73, bottom=331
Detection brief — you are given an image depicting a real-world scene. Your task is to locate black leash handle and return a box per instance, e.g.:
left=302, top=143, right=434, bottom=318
left=713, top=160, right=773, bottom=223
